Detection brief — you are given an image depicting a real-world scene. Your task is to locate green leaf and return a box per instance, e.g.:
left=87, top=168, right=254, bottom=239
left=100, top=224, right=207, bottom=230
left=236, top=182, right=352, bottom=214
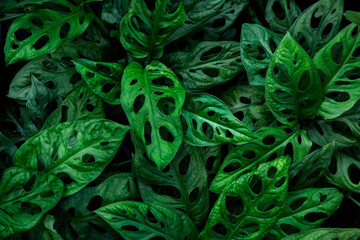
left=167, top=0, right=248, bottom=43
left=281, top=228, right=360, bottom=240
left=289, top=0, right=344, bottom=56
left=0, top=167, right=64, bottom=238
left=120, top=61, right=185, bottom=171
left=57, top=173, right=138, bottom=239
left=240, top=24, right=282, bottom=89
left=119, top=0, right=185, bottom=59
left=165, top=41, right=243, bottom=91
left=101, top=0, right=130, bottom=25
left=210, top=126, right=312, bottom=194
left=265, top=0, right=300, bottom=34
left=265, top=33, right=322, bottom=126
left=289, top=141, right=335, bottom=190
left=344, top=11, right=360, bottom=26
left=95, top=201, right=199, bottom=240
left=4, top=2, right=92, bottom=65
left=42, top=84, right=105, bottom=129
left=314, top=24, right=360, bottom=119
left=200, top=156, right=290, bottom=240
left=269, top=188, right=343, bottom=239
left=134, top=143, right=209, bottom=223
left=28, top=215, right=64, bottom=240
left=181, top=92, right=255, bottom=147
left=13, top=119, right=130, bottom=196
left=73, top=59, right=124, bottom=105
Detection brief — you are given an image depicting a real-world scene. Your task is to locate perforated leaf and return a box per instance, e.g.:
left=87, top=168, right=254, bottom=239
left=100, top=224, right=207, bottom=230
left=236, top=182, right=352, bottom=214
left=4, top=1, right=92, bottom=65
left=270, top=188, right=343, bottom=239
left=265, top=33, right=322, bottom=126
left=200, top=156, right=290, bottom=240
left=165, top=41, right=242, bottom=90
left=0, top=167, right=64, bottom=238
left=314, top=24, right=360, bottom=119
left=265, top=0, right=300, bottom=34
left=73, top=59, right=124, bottom=105
left=181, top=92, right=255, bottom=147
left=134, top=144, right=209, bottom=223
left=281, top=228, right=360, bottom=240
left=120, top=61, right=185, bottom=171
left=57, top=173, right=138, bottom=239
left=289, top=0, right=344, bottom=56
left=95, top=201, right=199, bottom=240
left=42, top=84, right=105, bottom=129
left=210, top=126, right=312, bottom=194
left=13, top=119, right=130, bottom=196
left=119, top=0, right=185, bottom=59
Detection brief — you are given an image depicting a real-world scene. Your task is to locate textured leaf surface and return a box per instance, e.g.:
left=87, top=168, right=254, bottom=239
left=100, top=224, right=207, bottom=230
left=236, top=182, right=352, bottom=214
left=314, top=24, right=360, bottom=119
left=0, top=167, right=64, bottom=238
left=270, top=188, right=343, bottom=239
left=281, top=228, right=360, bottom=240
left=96, top=201, right=199, bottom=240
left=134, top=144, right=209, bottom=223
left=120, top=0, right=185, bottom=59
left=344, top=11, right=360, bottom=26
left=201, top=156, right=290, bottom=240
left=120, top=61, right=185, bottom=171
left=74, top=59, right=123, bottom=105
left=240, top=24, right=282, bottom=89
left=181, top=93, right=255, bottom=147
left=289, top=0, right=344, bottom=56
left=265, top=0, right=300, bottom=34
left=13, top=119, right=130, bottom=196
left=265, top=33, right=322, bottom=126
left=165, top=41, right=242, bottom=90
left=210, top=126, right=311, bottom=193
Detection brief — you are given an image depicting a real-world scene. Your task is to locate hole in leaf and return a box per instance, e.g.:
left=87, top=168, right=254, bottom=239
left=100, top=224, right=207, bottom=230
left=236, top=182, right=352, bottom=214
left=226, top=196, right=243, bottom=216
left=150, top=185, right=181, bottom=199
left=344, top=68, right=360, bottom=80
left=280, top=223, right=300, bottom=235
left=262, top=135, right=275, bottom=145
left=270, top=38, right=277, bottom=53
left=353, top=46, right=360, bottom=58
left=298, top=70, right=310, bottom=91
left=226, top=130, right=234, bottom=139
left=121, top=225, right=139, bottom=231
left=33, top=35, right=49, bottom=50
left=275, top=176, right=286, bottom=188
left=267, top=166, right=277, bottom=179
left=60, top=22, right=70, bottom=39
left=147, top=209, right=158, bottom=223
left=82, top=154, right=95, bottom=164
left=202, top=122, right=214, bottom=140
left=325, top=91, right=350, bottom=102
left=267, top=152, right=278, bottom=162
left=223, top=161, right=241, bottom=173
left=134, top=94, right=145, bottom=114
left=32, top=18, right=43, bottom=28
left=158, top=26, right=172, bottom=36
left=206, top=156, right=216, bottom=170
left=212, top=223, right=226, bottom=235
left=23, top=174, right=36, bottom=192
left=102, top=83, right=116, bottom=93
left=284, top=142, right=294, bottom=159
left=331, top=42, right=343, bottom=64
left=87, top=195, right=103, bottom=212
left=272, top=1, right=285, bottom=20
left=240, top=96, right=251, bottom=104
left=322, top=23, right=333, bottom=39
left=203, top=68, right=219, bottom=77
left=290, top=197, right=306, bottom=211
left=157, top=97, right=175, bottom=115
left=130, top=79, right=138, bottom=85
left=320, top=193, right=327, bottom=202
left=96, top=64, right=112, bottom=76
left=144, top=0, right=155, bottom=11
left=192, top=31, right=204, bottom=40
left=57, top=172, right=73, bottom=184
left=21, top=202, right=42, bottom=215
left=348, top=164, right=360, bottom=185
left=152, top=77, right=174, bottom=88
left=311, top=8, right=321, bottom=29
left=258, top=199, right=277, bottom=212
left=212, top=18, right=226, bottom=28
left=242, top=150, right=256, bottom=159
left=12, top=44, right=19, bottom=49
left=200, top=46, right=222, bottom=61
left=86, top=72, right=95, bottom=78
left=293, top=53, right=298, bottom=65
left=14, top=28, right=32, bottom=41
left=179, top=155, right=190, bottom=175
left=304, top=212, right=328, bottom=222
left=159, top=126, right=174, bottom=142
left=144, top=121, right=152, bottom=145
left=189, top=187, right=199, bottom=203
left=249, top=175, right=262, bottom=194
left=149, top=237, right=166, bottom=240
left=100, top=141, right=109, bottom=146
left=274, top=90, right=292, bottom=102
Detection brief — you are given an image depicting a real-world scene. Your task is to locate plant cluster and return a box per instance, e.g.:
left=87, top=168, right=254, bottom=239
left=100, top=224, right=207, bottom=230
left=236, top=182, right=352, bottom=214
left=1, top=0, right=360, bottom=239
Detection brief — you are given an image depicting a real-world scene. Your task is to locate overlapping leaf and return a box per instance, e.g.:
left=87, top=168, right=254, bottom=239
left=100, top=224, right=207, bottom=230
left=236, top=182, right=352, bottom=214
left=13, top=119, right=130, bottom=196
left=281, top=228, right=360, bottom=240
left=120, top=61, right=185, bottom=171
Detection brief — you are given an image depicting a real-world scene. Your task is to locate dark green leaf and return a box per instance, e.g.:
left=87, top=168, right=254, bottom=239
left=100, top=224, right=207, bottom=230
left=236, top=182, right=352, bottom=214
left=101, top=0, right=131, bottom=25
left=281, top=228, right=360, bottom=240
left=265, top=0, right=300, bottom=34
left=344, top=11, right=360, bottom=26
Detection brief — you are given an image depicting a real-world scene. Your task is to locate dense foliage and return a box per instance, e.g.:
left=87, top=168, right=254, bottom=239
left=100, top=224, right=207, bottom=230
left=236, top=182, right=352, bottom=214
left=1, top=0, right=360, bottom=239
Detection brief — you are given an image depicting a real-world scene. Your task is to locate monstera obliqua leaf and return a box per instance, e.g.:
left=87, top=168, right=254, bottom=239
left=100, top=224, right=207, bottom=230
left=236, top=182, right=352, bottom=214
left=265, top=33, right=322, bottom=126
left=165, top=41, right=243, bottom=90
left=314, top=24, right=360, bottom=119
left=120, top=0, right=185, bottom=59
left=73, top=59, right=124, bottom=105
left=200, top=156, right=290, bottom=240
left=210, top=126, right=312, bottom=194
left=4, top=0, right=92, bottom=65
left=269, top=188, right=343, bottom=239
left=289, top=0, right=344, bottom=56
left=265, top=0, right=300, bottom=34
left=181, top=92, right=255, bottom=147
left=13, top=119, right=130, bottom=196
left=240, top=23, right=282, bottom=89
left=95, top=201, right=199, bottom=240
left=345, top=11, right=360, bottom=26
left=120, top=61, right=185, bottom=171
left=281, top=228, right=360, bottom=240
left=0, top=167, right=64, bottom=238
left=134, top=144, right=209, bottom=223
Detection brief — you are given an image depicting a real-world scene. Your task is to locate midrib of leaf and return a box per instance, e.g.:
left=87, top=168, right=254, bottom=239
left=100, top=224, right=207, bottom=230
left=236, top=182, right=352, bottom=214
left=172, top=56, right=238, bottom=72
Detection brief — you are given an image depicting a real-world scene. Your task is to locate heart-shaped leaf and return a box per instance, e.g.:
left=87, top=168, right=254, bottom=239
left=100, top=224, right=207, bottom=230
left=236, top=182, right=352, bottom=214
left=95, top=201, right=199, bottom=240
left=200, top=156, right=290, bottom=240
left=120, top=0, right=185, bottom=59
left=281, top=228, right=360, bottom=240
left=13, top=119, right=130, bottom=196
left=4, top=1, right=92, bottom=65
left=269, top=188, right=343, bottom=239
left=240, top=23, right=282, bottom=89
left=289, top=0, right=344, bottom=56
left=165, top=41, right=243, bottom=91
left=210, top=126, right=312, bottom=194
left=0, top=167, right=64, bottom=238
left=134, top=144, right=209, bottom=223
left=314, top=24, right=360, bottom=119
left=73, top=59, right=123, bottom=105
left=265, top=33, right=322, bottom=126
left=120, top=61, right=185, bottom=171
left=181, top=92, right=255, bottom=147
